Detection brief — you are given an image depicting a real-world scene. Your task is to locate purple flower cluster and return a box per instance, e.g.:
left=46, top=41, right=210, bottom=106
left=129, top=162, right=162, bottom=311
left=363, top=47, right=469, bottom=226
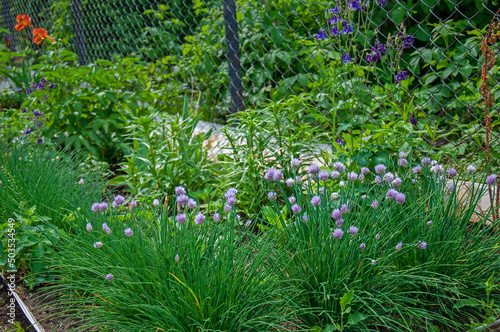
left=91, top=202, right=109, bottom=212
left=395, top=70, right=409, bottom=83
left=265, top=168, right=283, bottom=181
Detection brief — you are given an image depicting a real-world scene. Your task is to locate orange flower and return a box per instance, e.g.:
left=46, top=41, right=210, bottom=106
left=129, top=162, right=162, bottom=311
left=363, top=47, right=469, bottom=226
left=32, top=28, right=55, bottom=45
left=15, top=14, right=32, bottom=31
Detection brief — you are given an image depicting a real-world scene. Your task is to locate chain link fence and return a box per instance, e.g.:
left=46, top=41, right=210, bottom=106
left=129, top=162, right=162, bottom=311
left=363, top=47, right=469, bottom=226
left=1, top=0, right=499, bottom=163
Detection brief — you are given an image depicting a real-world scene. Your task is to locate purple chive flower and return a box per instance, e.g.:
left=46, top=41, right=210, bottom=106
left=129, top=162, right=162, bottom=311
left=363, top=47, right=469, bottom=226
left=106, top=274, right=113, bottom=281
left=130, top=200, right=137, bottom=208
left=395, top=70, right=409, bottom=82
left=124, top=228, right=133, bottom=237
left=175, top=186, right=186, bottom=195
left=265, top=168, right=276, bottom=181
left=376, top=233, right=381, bottom=240
left=341, top=21, right=354, bottom=34
left=467, top=165, right=477, bottom=174
left=114, top=195, right=125, bottom=205
left=330, top=171, right=340, bottom=179
left=361, top=195, right=366, bottom=200
left=291, top=204, right=301, bottom=214
left=319, top=187, right=325, bottom=195
left=308, top=164, right=320, bottom=175
left=360, top=243, right=366, bottom=250
left=401, top=34, right=416, bottom=48
left=288, top=196, right=296, bottom=204
left=347, top=172, right=358, bottom=181
left=93, top=242, right=103, bottom=248
left=224, top=204, right=232, bottom=213
left=332, top=228, right=344, bottom=239
left=99, top=202, right=108, bottom=212
left=348, top=226, right=358, bottom=235
left=175, top=254, right=180, bottom=262
left=374, top=176, right=382, bottom=184
left=286, top=178, right=295, bottom=187
left=311, top=195, right=321, bottom=206
left=333, top=162, right=346, bottom=173
left=396, top=242, right=402, bottom=251
left=226, top=188, right=238, bottom=197
left=421, top=157, right=432, bottom=166
left=91, top=203, right=100, bottom=212
left=153, top=199, right=160, bottom=207
left=340, top=204, right=350, bottom=214
left=447, top=184, right=455, bottom=194
left=194, top=213, right=205, bottom=225
left=430, top=165, right=445, bottom=174
left=360, top=167, right=370, bottom=175
left=383, top=172, right=394, bottom=183
left=395, top=193, right=406, bottom=204
left=375, top=164, right=387, bottom=175
left=101, top=222, right=108, bottom=230
left=392, top=177, right=403, bottom=189
left=418, top=241, right=427, bottom=250
left=359, top=174, right=365, bottom=182
left=273, top=169, right=283, bottom=181
left=427, top=220, right=433, bottom=226
left=187, top=198, right=197, bottom=209
left=386, top=189, right=399, bottom=200
left=341, top=52, right=353, bottom=63
left=371, top=200, right=379, bottom=209
left=236, top=214, right=241, bottom=221
left=399, top=151, right=407, bottom=158
left=335, top=218, right=344, bottom=227
left=331, top=209, right=342, bottom=220
left=245, top=220, right=252, bottom=227
left=447, top=168, right=458, bottom=178
left=398, top=159, right=408, bottom=167
left=318, top=171, right=329, bottom=180
left=176, top=213, right=187, bottom=224
left=226, top=196, right=237, bottom=206
left=315, top=29, right=327, bottom=40
left=303, top=215, right=308, bottom=222
left=104, top=226, right=112, bottom=235
left=295, top=176, right=303, bottom=184
left=112, top=202, right=118, bottom=209
left=371, top=260, right=377, bottom=265
left=413, top=165, right=422, bottom=174
left=291, top=158, right=301, bottom=168
left=486, top=174, right=498, bottom=186
left=213, top=213, right=220, bottom=222
left=331, top=192, right=340, bottom=200
left=86, top=223, right=93, bottom=232
left=268, top=191, right=277, bottom=200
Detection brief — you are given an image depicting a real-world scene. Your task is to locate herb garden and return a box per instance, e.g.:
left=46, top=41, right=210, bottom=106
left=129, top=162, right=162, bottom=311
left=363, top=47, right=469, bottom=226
left=0, top=0, right=499, bottom=331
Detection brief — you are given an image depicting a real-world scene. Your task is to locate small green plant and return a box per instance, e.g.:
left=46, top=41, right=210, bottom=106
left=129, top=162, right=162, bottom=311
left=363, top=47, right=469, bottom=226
left=113, top=95, right=217, bottom=203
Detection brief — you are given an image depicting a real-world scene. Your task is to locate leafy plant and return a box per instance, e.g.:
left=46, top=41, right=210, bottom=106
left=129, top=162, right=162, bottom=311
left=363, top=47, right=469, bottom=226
left=113, top=96, right=217, bottom=203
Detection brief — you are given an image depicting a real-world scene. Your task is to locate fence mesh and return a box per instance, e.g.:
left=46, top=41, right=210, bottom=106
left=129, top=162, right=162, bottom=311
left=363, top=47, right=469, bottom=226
left=1, top=0, right=499, bottom=164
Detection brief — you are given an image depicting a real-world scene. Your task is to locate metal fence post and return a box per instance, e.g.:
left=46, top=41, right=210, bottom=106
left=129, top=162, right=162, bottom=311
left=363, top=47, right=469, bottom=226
left=72, top=0, right=88, bottom=65
left=223, top=0, right=244, bottom=114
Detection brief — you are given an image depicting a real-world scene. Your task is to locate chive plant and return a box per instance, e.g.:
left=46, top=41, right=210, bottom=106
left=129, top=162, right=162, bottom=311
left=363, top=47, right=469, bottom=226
left=44, top=187, right=294, bottom=331
left=263, top=154, right=500, bottom=330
